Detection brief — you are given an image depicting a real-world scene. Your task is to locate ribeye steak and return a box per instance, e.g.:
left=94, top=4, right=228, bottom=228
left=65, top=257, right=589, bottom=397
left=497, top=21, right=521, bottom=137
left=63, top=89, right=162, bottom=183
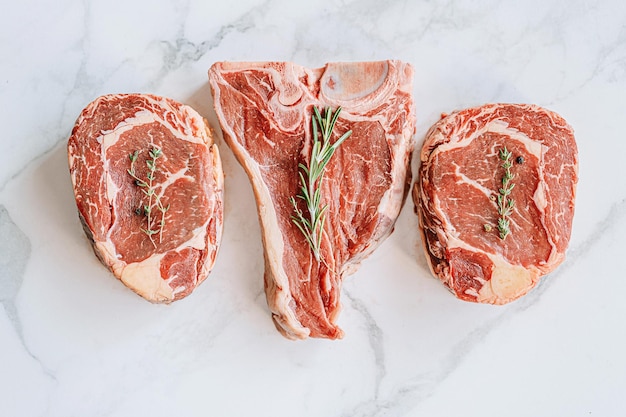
left=68, top=94, right=224, bottom=303
left=414, top=103, right=578, bottom=304
left=209, top=61, right=416, bottom=339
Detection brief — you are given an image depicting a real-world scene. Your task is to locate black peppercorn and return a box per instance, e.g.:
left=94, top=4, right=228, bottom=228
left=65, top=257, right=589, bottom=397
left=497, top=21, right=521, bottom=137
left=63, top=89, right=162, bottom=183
left=516, top=156, right=524, bottom=164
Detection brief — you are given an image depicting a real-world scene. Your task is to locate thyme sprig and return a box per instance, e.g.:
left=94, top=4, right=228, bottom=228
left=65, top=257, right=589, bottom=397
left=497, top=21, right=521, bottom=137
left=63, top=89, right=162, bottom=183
left=496, top=146, right=515, bottom=240
left=290, top=106, right=352, bottom=262
left=127, top=147, right=170, bottom=248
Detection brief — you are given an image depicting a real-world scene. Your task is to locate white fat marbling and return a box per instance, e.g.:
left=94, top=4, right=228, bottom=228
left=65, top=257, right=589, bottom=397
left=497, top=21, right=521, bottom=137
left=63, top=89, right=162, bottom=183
left=1, top=0, right=625, bottom=416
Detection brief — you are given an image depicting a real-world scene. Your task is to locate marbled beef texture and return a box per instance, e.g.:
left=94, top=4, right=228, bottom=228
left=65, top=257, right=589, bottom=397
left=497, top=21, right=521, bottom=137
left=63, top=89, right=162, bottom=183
left=415, top=103, right=578, bottom=304
left=68, top=94, right=224, bottom=303
left=209, top=61, right=415, bottom=339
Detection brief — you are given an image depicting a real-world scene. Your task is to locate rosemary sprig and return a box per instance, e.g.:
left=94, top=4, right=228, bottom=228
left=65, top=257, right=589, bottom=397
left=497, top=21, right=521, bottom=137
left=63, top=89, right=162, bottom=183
left=127, top=147, right=170, bottom=248
left=496, top=146, right=515, bottom=240
left=290, top=106, right=352, bottom=262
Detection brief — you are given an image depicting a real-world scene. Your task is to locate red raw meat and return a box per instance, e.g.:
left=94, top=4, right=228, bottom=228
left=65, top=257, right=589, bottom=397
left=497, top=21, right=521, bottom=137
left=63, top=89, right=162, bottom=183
left=414, top=103, right=578, bottom=304
left=209, top=61, right=416, bottom=339
left=68, top=94, right=223, bottom=303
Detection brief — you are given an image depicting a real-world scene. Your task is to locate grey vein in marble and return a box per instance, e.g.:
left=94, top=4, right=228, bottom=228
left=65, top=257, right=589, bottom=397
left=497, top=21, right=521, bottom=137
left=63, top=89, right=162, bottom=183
left=344, top=290, right=386, bottom=394
left=0, top=204, right=57, bottom=384
left=339, top=194, right=626, bottom=417
left=0, top=205, right=31, bottom=334
left=148, top=0, right=271, bottom=90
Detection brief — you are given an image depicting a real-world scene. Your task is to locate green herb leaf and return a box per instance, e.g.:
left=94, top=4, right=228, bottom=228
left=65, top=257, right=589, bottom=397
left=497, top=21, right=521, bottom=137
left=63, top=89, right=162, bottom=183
left=290, top=106, right=352, bottom=262
left=494, top=146, right=516, bottom=240
left=127, top=146, right=168, bottom=248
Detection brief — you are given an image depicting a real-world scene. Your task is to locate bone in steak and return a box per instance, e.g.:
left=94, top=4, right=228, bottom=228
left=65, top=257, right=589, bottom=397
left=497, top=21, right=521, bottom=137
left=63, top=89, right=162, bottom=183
left=414, top=103, right=578, bottom=304
left=68, top=94, right=224, bottom=303
left=209, top=61, right=415, bottom=339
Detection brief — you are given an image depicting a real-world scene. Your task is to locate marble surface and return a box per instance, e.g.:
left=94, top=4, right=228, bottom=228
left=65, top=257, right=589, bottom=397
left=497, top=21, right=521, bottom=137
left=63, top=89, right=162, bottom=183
left=1, top=0, right=625, bottom=415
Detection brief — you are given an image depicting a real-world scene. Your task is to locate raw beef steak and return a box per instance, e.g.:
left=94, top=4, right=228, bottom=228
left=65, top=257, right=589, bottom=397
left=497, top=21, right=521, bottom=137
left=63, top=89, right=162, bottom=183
left=68, top=94, right=224, bottom=303
left=414, top=103, right=578, bottom=304
left=209, top=61, right=415, bottom=339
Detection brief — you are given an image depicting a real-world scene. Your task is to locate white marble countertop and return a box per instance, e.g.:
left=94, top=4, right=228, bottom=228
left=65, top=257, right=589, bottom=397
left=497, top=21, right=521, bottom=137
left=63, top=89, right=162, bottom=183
left=2, top=1, right=625, bottom=416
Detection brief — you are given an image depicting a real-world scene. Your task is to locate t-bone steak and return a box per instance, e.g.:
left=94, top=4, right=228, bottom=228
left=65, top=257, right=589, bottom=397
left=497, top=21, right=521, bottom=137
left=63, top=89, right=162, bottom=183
left=68, top=94, right=224, bottom=303
left=209, top=61, right=416, bottom=339
left=414, top=103, right=578, bottom=304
